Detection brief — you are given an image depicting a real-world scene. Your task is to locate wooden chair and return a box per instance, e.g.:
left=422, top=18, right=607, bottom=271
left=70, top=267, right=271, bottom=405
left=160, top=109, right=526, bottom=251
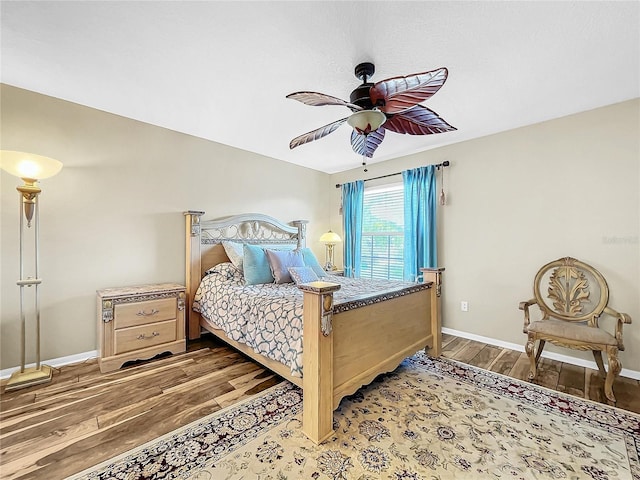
left=519, top=257, right=632, bottom=403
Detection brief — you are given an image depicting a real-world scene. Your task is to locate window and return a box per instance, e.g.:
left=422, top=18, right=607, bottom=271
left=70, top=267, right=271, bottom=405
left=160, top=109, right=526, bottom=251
left=361, top=184, right=404, bottom=280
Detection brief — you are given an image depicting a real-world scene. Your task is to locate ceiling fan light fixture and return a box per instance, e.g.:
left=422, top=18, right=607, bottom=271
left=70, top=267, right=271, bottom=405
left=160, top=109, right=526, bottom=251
left=347, top=109, right=386, bottom=135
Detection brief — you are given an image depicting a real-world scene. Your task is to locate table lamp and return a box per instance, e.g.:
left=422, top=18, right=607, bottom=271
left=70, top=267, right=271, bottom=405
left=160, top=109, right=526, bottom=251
left=319, top=230, right=342, bottom=271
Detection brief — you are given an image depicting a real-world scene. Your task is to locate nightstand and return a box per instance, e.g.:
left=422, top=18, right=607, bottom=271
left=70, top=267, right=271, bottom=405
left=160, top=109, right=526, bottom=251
left=327, top=269, right=344, bottom=276
left=97, top=283, right=186, bottom=373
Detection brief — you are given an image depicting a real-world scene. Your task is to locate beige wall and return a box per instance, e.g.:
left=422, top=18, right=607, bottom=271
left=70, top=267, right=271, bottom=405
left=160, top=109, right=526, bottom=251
left=331, top=99, right=640, bottom=372
left=3, top=83, right=638, bottom=375
left=0, top=84, right=331, bottom=369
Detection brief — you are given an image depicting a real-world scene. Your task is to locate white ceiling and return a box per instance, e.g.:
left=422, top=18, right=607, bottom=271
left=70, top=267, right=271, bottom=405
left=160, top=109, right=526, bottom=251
left=1, top=1, right=638, bottom=174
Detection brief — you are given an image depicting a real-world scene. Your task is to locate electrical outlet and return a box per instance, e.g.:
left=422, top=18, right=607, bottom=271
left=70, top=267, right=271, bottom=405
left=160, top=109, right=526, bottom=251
left=461, top=301, right=469, bottom=312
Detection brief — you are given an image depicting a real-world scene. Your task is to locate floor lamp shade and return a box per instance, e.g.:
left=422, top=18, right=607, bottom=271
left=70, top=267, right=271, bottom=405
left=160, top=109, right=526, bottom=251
left=1, top=151, right=63, bottom=391
left=319, top=230, right=342, bottom=271
left=1, top=151, right=63, bottom=180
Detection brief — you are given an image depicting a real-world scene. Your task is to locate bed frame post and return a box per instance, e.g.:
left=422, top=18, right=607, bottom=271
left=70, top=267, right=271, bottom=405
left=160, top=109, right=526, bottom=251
left=299, top=281, right=341, bottom=444
left=421, top=267, right=445, bottom=357
left=184, top=211, right=205, bottom=340
left=291, top=220, right=308, bottom=249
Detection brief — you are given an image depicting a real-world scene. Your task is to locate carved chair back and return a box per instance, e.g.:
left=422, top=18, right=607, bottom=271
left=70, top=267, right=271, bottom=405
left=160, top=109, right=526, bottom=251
left=533, top=257, right=609, bottom=328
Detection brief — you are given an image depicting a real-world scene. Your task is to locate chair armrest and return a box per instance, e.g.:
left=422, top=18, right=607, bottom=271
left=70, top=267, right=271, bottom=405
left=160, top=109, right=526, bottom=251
left=519, top=298, right=537, bottom=311
left=604, top=306, right=632, bottom=351
left=519, top=298, right=537, bottom=333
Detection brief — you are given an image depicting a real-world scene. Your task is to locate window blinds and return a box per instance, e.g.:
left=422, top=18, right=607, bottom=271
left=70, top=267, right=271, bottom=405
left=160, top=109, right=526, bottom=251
left=361, top=184, right=404, bottom=280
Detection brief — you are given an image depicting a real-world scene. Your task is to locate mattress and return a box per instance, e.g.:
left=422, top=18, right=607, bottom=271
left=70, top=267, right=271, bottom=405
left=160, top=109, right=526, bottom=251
left=193, top=262, right=421, bottom=377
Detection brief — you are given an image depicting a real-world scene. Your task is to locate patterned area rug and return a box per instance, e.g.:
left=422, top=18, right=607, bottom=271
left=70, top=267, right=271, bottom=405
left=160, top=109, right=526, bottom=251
left=72, top=354, right=640, bottom=480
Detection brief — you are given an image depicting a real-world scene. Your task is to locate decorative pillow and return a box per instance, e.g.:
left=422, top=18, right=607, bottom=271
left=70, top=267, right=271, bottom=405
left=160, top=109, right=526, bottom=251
left=299, top=247, right=327, bottom=277
left=243, top=244, right=274, bottom=285
left=288, top=266, right=319, bottom=285
left=222, top=241, right=244, bottom=271
left=265, top=249, right=305, bottom=284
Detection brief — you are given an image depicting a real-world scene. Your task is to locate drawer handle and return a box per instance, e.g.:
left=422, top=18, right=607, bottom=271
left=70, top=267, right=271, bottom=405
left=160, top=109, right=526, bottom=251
left=137, top=331, right=160, bottom=340
left=136, top=308, right=159, bottom=317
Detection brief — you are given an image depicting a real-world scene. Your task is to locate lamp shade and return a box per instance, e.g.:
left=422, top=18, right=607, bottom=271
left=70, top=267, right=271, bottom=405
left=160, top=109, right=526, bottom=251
left=347, top=109, right=386, bottom=134
left=320, top=231, right=342, bottom=244
left=1, top=151, right=63, bottom=180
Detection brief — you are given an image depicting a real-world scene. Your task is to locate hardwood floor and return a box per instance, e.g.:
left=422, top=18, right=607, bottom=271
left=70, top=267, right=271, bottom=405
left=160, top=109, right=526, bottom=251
left=440, top=333, right=640, bottom=411
left=0, top=338, right=280, bottom=480
left=1, top=333, right=639, bottom=479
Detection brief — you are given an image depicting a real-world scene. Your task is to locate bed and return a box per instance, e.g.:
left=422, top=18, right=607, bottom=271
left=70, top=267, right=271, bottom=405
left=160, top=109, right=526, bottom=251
left=184, top=211, right=443, bottom=444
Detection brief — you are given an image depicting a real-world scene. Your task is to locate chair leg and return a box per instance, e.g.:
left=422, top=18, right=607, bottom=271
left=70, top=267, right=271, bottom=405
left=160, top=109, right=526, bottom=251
left=535, top=340, right=546, bottom=362
left=604, top=346, right=621, bottom=404
left=592, top=350, right=607, bottom=378
left=525, top=334, right=540, bottom=380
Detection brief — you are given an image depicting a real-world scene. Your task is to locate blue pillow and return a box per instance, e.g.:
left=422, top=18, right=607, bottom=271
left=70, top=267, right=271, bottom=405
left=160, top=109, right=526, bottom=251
left=243, top=244, right=274, bottom=285
left=299, top=248, right=327, bottom=277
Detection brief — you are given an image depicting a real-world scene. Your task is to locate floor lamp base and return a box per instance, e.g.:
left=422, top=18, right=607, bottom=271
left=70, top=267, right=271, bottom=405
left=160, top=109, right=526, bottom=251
left=4, top=365, right=53, bottom=391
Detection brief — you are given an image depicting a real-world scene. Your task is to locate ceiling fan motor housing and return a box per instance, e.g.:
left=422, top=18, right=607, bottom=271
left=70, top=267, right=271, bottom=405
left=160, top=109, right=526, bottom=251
left=350, top=83, right=374, bottom=109
left=350, top=62, right=379, bottom=110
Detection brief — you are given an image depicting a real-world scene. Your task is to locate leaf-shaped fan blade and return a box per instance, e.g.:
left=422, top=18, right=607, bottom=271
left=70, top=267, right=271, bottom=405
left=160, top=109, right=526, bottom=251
left=370, top=67, right=448, bottom=115
left=384, top=105, right=456, bottom=135
left=351, top=128, right=385, bottom=158
left=289, top=118, right=348, bottom=150
left=286, top=92, right=362, bottom=111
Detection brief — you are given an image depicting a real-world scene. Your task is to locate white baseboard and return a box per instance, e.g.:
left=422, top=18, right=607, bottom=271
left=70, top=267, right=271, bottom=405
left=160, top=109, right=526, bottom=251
left=442, top=327, right=640, bottom=381
left=0, top=350, right=98, bottom=380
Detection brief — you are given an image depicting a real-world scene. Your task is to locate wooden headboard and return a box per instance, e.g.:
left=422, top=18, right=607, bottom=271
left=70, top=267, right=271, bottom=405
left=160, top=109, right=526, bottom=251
left=183, top=211, right=308, bottom=339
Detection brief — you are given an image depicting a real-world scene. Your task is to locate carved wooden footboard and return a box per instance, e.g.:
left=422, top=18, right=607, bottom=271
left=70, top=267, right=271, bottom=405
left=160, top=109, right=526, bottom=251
left=299, top=276, right=442, bottom=443
left=183, top=211, right=442, bottom=444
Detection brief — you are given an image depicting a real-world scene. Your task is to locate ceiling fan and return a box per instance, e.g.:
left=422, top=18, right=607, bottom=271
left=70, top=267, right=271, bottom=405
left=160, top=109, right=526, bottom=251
left=286, top=62, right=456, bottom=163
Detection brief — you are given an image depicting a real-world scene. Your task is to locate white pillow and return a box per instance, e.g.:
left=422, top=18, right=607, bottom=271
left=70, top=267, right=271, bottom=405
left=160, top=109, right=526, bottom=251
left=222, top=241, right=244, bottom=271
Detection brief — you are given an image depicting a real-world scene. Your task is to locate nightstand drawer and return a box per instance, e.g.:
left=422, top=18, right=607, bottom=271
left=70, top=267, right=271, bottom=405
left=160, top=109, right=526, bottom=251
left=114, top=319, right=177, bottom=355
left=114, top=297, right=177, bottom=329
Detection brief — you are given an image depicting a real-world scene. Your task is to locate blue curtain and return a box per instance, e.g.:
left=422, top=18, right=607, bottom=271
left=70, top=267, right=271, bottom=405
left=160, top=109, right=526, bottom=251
left=341, top=180, right=364, bottom=278
left=403, top=166, right=437, bottom=281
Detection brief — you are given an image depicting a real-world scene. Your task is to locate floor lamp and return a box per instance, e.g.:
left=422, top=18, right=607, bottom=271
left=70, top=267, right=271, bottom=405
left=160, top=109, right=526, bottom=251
left=1, top=151, right=63, bottom=391
left=319, top=230, right=342, bottom=271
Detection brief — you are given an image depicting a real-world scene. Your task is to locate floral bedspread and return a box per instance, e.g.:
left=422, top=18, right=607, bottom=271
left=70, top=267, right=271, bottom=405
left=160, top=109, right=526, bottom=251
left=193, top=262, right=418, bottom=377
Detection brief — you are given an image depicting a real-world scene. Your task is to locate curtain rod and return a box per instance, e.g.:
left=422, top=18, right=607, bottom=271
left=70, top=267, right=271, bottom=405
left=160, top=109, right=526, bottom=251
left=335, top=160, right=449, bottom=189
